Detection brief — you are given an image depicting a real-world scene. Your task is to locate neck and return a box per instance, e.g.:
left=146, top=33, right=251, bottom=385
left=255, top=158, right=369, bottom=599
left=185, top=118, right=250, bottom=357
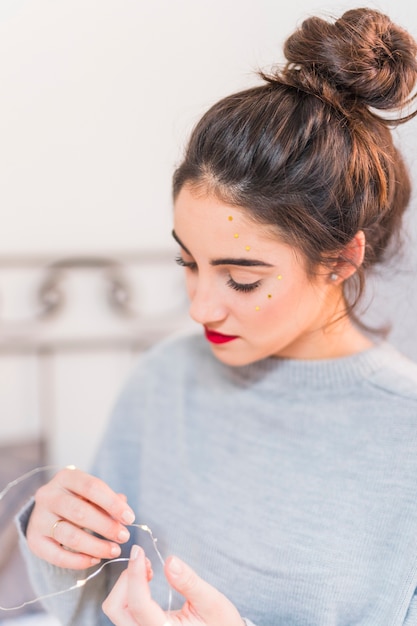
left=284, top=314, right=373, bottom=360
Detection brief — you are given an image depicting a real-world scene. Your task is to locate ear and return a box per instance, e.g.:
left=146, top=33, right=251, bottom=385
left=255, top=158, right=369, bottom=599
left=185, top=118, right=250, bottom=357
left=329, top=230, right=366, bottom=283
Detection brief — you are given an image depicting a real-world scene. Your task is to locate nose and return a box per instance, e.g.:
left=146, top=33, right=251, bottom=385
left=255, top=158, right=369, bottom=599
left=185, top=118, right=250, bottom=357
left=188, top=277, right=227, bottom=325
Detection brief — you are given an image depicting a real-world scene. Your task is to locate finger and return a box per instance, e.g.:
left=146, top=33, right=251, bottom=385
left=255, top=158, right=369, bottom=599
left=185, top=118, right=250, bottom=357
left=102, top=571, right=138, bottom=626
left=47, top=517, right=125, bottom=560
left=54, top=467, right=135, bottom=525
left=30, top=534, right=102, bottom=570
left=165, top=556, right=243, bottom=624
left=50, top=488, right=131, bottom=544
left=26, top=518, right=120, bottom=569
left=165, top=556, right=212, bottom=610
left=126, top=545, right=168, bottom=623
left=26, top=471, right=133, bottom=568
left=36, top=497, right=130, bottom=561
left=36, top=479, right=133, bottom=549
left=145, top=557, right=154, bottom=582
left=103, top=546, right=164, bottom=626
left=26, top=509, right=100, bottom=568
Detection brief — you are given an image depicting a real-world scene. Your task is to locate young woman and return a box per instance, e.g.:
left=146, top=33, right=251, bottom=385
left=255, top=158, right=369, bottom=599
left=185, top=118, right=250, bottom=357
left=18, top=7, right=417, bottom=626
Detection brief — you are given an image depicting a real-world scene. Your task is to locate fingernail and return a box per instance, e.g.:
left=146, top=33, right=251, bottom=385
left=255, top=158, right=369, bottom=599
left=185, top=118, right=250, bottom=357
left=91, top=557, right=101, bottom=565
left=122, top=509, right=135, bottom=525
left=118, top=528, right=130, bottom=542
left=168, top=556, right=182, bottom=576
left=110, top=544, right=121, bottom=557
left=131, top=545, right=140, bottom=560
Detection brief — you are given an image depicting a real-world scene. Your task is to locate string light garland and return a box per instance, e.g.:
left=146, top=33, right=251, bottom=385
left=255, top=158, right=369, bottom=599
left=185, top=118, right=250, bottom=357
left=0, top=465, right=173, bottom=613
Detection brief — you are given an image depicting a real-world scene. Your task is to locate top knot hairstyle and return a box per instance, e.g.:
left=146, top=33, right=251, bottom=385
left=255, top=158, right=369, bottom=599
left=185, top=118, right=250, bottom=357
left=173, top=7, right=417, bottom=322
left=281, top=8, right=417, bottom=111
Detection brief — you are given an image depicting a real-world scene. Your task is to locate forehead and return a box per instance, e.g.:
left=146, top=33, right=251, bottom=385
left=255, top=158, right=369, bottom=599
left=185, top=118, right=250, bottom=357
left=173, top=186, right=312, bottom=274
left=174, top=186, right=281, bottom=245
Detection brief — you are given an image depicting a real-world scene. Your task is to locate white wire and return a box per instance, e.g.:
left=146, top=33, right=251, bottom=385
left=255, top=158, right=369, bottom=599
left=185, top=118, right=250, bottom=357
left=0, top=466, right=173, bottom=613
left=0, top=465, right=61, bottom=501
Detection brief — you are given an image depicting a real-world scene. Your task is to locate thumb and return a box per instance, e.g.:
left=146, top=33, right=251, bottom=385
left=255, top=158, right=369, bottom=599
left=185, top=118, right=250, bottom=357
left=165, top=556, right=212, bottom=609
left=165, top=556, right=244, bottom=625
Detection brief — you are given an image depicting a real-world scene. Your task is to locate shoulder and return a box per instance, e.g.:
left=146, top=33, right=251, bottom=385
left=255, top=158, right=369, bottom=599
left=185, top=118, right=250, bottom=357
left=366, top=343, right=417, bottom=402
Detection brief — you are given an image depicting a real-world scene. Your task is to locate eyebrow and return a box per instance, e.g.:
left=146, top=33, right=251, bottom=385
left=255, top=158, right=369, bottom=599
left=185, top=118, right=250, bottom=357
left=172, top=230, right=274, bottom=268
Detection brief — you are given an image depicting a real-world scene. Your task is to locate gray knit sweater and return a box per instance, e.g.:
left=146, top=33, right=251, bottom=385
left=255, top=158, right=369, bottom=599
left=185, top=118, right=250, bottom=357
left=18, top=332, right=417, bottom=625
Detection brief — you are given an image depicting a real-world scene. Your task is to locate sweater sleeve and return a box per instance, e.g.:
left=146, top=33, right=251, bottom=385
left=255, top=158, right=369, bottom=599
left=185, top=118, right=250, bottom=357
left=16, top=498, right=111, bottom=626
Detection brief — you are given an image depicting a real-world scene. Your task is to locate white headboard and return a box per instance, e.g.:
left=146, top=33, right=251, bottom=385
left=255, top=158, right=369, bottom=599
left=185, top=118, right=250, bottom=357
left=0, top=252, right=191, bottom=469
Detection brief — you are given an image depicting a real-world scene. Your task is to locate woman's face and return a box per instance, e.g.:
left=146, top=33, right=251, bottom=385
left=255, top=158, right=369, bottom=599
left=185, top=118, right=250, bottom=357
left=173, top=185, right=345, bottom=366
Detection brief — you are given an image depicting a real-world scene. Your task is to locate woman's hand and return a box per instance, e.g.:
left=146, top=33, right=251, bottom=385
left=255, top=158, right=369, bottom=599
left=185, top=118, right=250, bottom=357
left=26, top=466, right=136, bottom=570
left=102, top=544, right=245, bottom=626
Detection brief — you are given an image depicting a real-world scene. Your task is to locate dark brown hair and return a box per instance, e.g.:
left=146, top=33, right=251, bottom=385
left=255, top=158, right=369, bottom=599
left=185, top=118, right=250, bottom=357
left=173, top=8, right=417, bottom=324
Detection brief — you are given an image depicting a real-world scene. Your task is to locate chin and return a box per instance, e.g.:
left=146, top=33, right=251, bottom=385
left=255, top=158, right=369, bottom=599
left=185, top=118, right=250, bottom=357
left=210, top=345, right=261, bottom=368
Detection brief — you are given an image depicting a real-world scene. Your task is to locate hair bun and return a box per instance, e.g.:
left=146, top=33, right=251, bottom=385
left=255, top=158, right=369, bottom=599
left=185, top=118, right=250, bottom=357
left=283, top=7, right=417, bottom=111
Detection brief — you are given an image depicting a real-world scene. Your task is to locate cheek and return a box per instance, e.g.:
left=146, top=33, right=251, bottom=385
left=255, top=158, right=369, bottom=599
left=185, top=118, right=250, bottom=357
left=252, top=283, right=282, bottom=312
left=235, top=291, right=278, bottom=322
left=243, top=282, right=296, bottom=323
left=184, top=272, right=197, bottom=299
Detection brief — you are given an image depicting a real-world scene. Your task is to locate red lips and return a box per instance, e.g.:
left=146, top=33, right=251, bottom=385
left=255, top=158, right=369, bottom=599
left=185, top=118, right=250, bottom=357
left=204, top=327, right=238, bottom=344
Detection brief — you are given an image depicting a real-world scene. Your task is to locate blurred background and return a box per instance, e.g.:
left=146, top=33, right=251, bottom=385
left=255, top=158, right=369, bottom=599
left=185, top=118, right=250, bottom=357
left=1, top=0, right=417, bottom=623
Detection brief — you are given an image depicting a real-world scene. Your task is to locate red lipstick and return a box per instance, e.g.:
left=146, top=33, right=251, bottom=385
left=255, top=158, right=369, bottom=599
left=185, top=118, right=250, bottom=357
left=204, top=327, right=238, bottom=344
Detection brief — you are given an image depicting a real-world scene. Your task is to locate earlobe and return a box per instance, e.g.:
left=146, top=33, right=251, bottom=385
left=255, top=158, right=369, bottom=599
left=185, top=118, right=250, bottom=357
left=330, top=230, right=366, bottom=283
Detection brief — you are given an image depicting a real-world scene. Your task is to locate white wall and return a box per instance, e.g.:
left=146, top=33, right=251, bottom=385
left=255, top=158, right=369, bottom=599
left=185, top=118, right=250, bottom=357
left=0, top=0, right=417, bottom=471
left=1, top=0, right=416, bottom=254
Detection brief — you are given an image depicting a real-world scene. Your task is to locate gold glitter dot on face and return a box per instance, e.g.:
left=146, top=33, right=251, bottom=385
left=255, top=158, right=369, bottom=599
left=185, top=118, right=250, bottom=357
left=228, top=215, right=233, bottom=221
left=255, top=305, right=260, bottom=311
left=267, top=294, right=272, bottom=299
left=277, top=274, right=282, bottom=280
left=234, top=233, right=239, bottom=239
left=245, top=245, right=250, bottom=251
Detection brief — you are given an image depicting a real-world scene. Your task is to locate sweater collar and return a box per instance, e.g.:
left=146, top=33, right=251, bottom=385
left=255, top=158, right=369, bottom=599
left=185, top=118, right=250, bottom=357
left=224, top=341, right=396, bottom=392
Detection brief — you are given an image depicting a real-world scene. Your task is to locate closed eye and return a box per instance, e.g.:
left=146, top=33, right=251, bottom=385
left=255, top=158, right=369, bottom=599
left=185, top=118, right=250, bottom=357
left=176, top=255, right=261, bottom=292
left=227, top=277, right=261, bottom=293
left=175, top=255, right=197, bottom=271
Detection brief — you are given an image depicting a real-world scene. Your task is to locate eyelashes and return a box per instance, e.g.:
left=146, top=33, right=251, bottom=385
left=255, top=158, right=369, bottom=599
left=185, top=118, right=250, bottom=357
left=175, top=256, right=261, bottom=293
left=175, top=255, right=196, bottom=270
left=226, top=277, right=261, bottom=293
